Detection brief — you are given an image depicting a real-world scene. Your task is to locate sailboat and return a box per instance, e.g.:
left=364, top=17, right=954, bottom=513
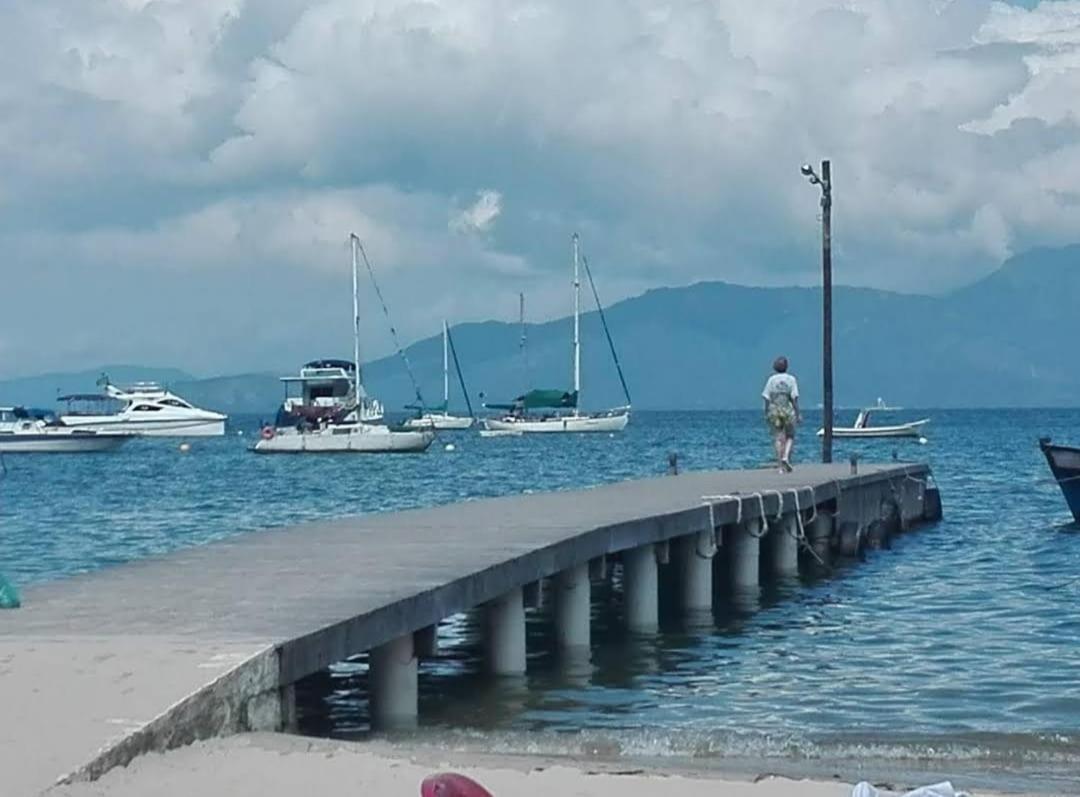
left=404, top=321, right=475, bottom=430
left=483, top=234, right=631, bottom=434
left=254, top=235, right=435, bottom=454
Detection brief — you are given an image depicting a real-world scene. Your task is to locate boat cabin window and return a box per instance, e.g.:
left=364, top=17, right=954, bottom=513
left=132, top=404, right=163, bottom=412
left=160, top=398, right=193, bottom=409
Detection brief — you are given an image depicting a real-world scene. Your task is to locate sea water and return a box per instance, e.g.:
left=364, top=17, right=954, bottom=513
left=2, top=410, right=1079, bottom=791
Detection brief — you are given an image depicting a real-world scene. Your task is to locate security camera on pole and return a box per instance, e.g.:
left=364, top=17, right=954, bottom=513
left=800, top=160, right=833, bottom=464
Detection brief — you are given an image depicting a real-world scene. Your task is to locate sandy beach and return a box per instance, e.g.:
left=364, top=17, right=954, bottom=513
left=48, top=733, right=1045, bottom=797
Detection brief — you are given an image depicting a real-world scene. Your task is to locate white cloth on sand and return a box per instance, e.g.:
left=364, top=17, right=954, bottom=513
left=852, top=781, right=967, bottom=797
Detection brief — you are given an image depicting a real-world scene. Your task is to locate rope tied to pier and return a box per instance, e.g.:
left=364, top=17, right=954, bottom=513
left=789, top=487, right=829, bottom=568
left=695, top=528, right=719, bottom=560
left=748, top=493, right=772, bottom=537
left=701, top=493, right=743, bottom=531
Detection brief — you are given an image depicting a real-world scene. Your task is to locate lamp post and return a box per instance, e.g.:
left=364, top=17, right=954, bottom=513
left=801, top=160, right=833, bottom=464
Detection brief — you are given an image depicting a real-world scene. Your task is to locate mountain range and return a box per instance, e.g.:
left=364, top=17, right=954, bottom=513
left=2, top=245, right=1077, bottom=413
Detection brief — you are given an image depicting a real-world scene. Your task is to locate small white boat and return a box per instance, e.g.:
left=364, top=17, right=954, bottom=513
left=478, top=425, right=523, bottom=438
left=819, top=408, right=929, bottom=439
left=404, top=321, right=474, bottom=431
left=483, top=234, right=632, bottom=435
left=254, top=234, right=435, bottom=455
left=0, top=407, right=128, bottom=453
left=254, top=422, right=433, bottom=453
left=484, top=408, right=629, bottom=434
left=58, top=380, right=226, bottom=437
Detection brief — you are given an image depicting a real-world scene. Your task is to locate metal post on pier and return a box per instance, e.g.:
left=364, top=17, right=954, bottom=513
left=801, top=159, right=834, bottom=463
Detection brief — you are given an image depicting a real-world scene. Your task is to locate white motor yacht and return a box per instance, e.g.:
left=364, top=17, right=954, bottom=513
left=0, top=407, right=128, bottom=453
left=254, top=234, right=434, bottom=454
left=58, top=380, right=227, bottom=437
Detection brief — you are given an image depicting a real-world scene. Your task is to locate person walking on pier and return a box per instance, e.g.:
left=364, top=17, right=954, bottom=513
left=762, top=356, right=800, bottom=473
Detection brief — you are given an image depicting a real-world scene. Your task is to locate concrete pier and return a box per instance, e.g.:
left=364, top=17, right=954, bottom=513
left=369, top=634, right=418, bottom=730
left=483, top=588, right=526, bottom=676
left=731, top=518, right=764, bottom=588
left=0, top=462, right=936, bottom=795
left=554, top=563, right=591, bottom=651
left=623, top=544, right=659, bottom=633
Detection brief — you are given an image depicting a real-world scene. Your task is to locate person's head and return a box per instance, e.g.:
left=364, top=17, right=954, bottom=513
left=773, top=356, right=789, bottom=374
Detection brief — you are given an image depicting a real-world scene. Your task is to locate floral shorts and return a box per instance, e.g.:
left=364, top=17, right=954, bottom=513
left=766, top=403, right=797, bottom=437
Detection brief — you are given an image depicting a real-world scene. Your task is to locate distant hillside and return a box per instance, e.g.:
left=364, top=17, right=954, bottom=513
left=2, top=245, right=1077, bottom=411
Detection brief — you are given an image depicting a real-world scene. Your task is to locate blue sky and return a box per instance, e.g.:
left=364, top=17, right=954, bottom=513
left=1, top=0, right=1078, bottom=378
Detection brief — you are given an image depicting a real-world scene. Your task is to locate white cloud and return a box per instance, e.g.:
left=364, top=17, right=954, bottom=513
left=0, top=0, right=1079, bottom=376
left=451, top=190, right=503, bottom=235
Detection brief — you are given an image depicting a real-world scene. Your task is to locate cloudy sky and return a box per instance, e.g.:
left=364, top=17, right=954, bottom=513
left=1, top=0, right=1078, bottom=378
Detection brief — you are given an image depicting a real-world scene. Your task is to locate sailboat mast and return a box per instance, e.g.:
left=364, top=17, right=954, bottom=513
left=442, top=319, right=449, bottom=407
left=350, top=234, right=364, bottom=399
left=519, top=292, right=526, bottom=370
left=572, top=233, right=581, bottom=404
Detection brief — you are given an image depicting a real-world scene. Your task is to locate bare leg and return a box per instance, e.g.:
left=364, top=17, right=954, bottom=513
left=773, top=433, right=783, bottom=468
left=782, top=435, right=795, bottom=469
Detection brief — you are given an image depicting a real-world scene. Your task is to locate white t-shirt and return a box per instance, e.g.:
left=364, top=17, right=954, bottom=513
left=762, top=373, right=799, bottom=402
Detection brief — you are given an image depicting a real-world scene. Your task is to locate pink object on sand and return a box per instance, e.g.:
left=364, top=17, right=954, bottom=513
left=420, top=772, right=495, bottom=797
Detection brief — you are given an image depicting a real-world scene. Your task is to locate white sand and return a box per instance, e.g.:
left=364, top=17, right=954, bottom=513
left=48, top=733, right=1011, bottom=797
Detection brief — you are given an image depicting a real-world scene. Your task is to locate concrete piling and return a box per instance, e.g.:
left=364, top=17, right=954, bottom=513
left=676, top=531, right=714, bottom=615
left=414, top=624, right=439, bottom=659
left=808, top=514, right=833, bottom=565
left=523, top=580, right=543, bottom=610
left=770, top=514, right=800, bottom=577
left=483, top=587, right=526, bottom=676
left=554, top=563, right=591, bottom=651
left=837, top=521, right=862, bottom=557
left=369, top=633, right=418, bottom=730
left=731, top=518, right=763, bottom=589
left=623, top=544, right=659, bottom=633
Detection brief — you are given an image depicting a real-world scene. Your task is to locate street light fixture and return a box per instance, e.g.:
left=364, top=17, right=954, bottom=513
left=801, top=160, right=833, bottom=464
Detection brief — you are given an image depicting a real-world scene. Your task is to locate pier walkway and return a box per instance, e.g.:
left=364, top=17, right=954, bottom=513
left=0, top=463, right=936, bottom=795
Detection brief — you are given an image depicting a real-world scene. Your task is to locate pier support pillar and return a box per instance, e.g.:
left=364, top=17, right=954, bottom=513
left=809, top=514, right=833, bottom=565
left=731, top=518, right=762, bottom=589
left=770, top=514, right=800, bottom=577
left=483, top=587, right=526, bottom=676
left=281, top=683, right=299, bottom=733
left=369, top=633, right=418, bottom=731
left=554, top=563, right=591, bottom=652
left=623, top=544, right=659, bottom=633
left=414, top=624, right=438, bottom=659
left=676, top=531, right=714, bottom=616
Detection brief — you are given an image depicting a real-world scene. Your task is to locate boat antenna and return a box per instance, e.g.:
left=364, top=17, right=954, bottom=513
left=572, top=233, right=581, bottom=407
left=352, top=236, right=427, bottom=411
left=349, top=234, right=365, bottom=398
left=580, top=251, right=632, bottom=407
left=446, top=324, right=475, bottom=419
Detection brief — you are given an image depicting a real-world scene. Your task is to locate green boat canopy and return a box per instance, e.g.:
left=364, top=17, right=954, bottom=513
left=487, top=389, right=578, bottom=411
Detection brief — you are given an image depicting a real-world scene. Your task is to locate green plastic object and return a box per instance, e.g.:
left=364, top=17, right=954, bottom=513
left=0, top=573, right=21, bottom=609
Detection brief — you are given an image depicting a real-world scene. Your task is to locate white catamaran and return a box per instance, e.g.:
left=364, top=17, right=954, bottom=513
left=254, top=235, right=434, bottom=454
left=404, top=321, right=474, bottom=430
left=484, top=234, right=630, bottom=434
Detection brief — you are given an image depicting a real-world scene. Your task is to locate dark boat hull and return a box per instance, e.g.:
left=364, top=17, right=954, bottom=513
left=1040, top=438, right=1080, bottom=523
